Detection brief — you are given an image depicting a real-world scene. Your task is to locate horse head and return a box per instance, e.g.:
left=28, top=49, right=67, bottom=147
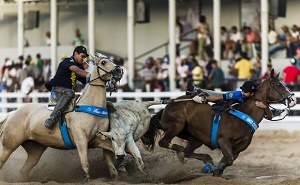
left=257, top=68, right=296, bottom=108
left=88, top=52, right=123, bottom=92
left=101, top=127, right=127, bottom=159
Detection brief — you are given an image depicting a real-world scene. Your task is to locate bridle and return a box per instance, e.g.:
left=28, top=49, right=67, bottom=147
left=265, top=78, right=294, bottom=104
left=86, top=56, right=123, bottom=94
left=256, top=78, right=294, bottom=121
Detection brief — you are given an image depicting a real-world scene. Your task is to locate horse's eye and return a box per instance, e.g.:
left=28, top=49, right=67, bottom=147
left=101, top=60, right=106, bottom=65
left=111, top=137, right=114, bottom=141
left=277, top=82, right=281, bottom=86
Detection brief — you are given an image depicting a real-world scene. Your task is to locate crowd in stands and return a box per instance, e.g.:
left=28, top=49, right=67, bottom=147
left=3, top=20, right=300, bottom=99
left=0, top=54, right=51, bottom=95
left=136, top=19, right=300, bottom=93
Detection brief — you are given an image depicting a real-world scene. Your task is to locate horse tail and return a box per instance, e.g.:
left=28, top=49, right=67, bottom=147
left=141, top=109, right=164, bottom=151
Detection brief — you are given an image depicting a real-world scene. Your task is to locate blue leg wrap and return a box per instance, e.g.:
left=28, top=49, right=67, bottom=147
left=202, top=163, right=214, bottom=173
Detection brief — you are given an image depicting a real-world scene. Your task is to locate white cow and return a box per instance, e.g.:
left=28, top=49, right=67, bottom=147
left=101, top=100, right=165, bottom=182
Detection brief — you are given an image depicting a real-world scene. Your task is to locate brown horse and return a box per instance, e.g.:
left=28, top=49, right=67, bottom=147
left=149, top=69, right=296, bottom=177
left=0, top=53, right=123, bottom=182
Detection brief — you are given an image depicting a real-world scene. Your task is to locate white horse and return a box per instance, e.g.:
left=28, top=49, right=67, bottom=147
left=100, top=100, right=166, bottom=182
left=0, top=53, right=123, bottom=182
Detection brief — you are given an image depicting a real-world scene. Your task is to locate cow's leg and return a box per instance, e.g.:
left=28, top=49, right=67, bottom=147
left=103, top=149, right=118, bottom=180
left=126, top=137, right=153, bottom=182
left=20, top=141, right=47, bottom=182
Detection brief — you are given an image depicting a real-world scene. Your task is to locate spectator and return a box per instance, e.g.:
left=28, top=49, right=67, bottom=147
left=291, top=48, right=300, bottom=70
left=187, top=59, right=204, bottom=88
left=262, top=63, right=274, bottom=80
left=42, top=59, right=51, bottom=84
left=268, top=26, right=286, bottom=56
left=220, top=26, right=229, bottom=59
left=117, top=58, right=131, bottom=92
left=251, top=53, right=262, bottom=84
left=225, top=26, right=243, bottom=60
left=177, top=55, right=189, bottom=91
left=196, top=24, right=210, bottom=61
left=139, top=58, right=157, bottom=92
left=176, top=16, right=183, bottom=56
left=242, top=26, right=260, bottom=58
left=289, top=24, right=300, bottom=56
left=157, top=56, right=169, bottom=91
left=282, top=57, right=300, bottom=91
left=2, top=60, right=17, bottom=92
left=234, top=52, right=254, bottom=80
left=207, top=60, right=225, bottom=91
left=21, top=73, right=35, bottom=103
left=36, top=53, right=44, bottom=87
left=45, top=31, right=51, bottom=46
left=72, top=28, right=85, bottom=46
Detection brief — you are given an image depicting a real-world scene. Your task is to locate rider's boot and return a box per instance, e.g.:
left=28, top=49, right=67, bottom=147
left=186, top=80, right=201, bottom=95
left=44, top=96, right=71, bottom=129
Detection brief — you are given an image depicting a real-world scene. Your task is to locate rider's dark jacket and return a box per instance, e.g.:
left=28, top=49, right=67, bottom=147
left=45, top=57, right=86, bottom=91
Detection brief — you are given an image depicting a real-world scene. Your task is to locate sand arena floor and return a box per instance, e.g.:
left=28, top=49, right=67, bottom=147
left=0, top=129, right=300, bottom=185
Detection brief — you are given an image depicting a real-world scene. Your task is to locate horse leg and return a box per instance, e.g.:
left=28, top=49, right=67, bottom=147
left=183, top=136, right=214, bottom=165
left=0, top=136, right=24, bottom=170
left=214, top=139, right=250, bottom=176
left=126, top=138, right=153, bottom=182
left=103, top=149, right=118, bottom=180
left=73, top=136, right=90, bottom=182
left=212, top=138, right=234, bottom=176
left=158, top=125, right=185, bottom=163
left=20, top=141, right=47, bottom=182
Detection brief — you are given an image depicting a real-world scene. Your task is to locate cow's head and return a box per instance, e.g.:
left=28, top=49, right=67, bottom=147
left=101, top=127, right=127, bottom=159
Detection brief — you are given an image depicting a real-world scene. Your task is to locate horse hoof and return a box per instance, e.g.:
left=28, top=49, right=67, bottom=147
left=177, top=151, right=185, bottom=163
left=213, top=169, right=223, bottom=177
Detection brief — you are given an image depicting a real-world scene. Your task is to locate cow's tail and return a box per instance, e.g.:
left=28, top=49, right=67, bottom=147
left=141, top=109, right=164, bottom=151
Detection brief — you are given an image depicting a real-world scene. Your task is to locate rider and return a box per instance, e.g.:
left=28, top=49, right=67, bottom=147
left=186, top=80, right=283, bottom=117
left=44, top=45, right=89, bottom=129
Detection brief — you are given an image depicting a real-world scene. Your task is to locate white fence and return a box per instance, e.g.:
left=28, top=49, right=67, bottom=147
left=0, top=90, right=300, bottom=124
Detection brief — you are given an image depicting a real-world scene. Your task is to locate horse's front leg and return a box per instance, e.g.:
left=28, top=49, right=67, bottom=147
left=213, top=138, right=234, bottom=176
left=74, top=134, right=90, bottom=182
left=126, top=138, right=153, bottom=182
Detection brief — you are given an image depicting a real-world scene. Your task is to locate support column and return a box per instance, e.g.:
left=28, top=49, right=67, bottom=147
left=88, top=0, right=95, bottom=55
left=169, top=0, right=176, bottom=91
left=50, top=0, right=57, bottom=77
left=213, top=0, right=221, bottom=62
left=17, top=0, right=24, bottom=56
left=127, top=0, right=134, bottom=89
left=261, top=0, right=269, bottom=75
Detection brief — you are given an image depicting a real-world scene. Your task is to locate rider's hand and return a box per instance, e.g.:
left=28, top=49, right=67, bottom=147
left=255, top=101, right=267, bottom=109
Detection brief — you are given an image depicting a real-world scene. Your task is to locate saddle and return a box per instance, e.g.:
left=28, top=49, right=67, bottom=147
left=47, top=94, right=81, bottom=114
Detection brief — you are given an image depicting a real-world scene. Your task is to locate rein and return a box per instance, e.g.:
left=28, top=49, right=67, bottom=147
left=86, top=57, right=121, bottom=92
left=251, top=78, right=293, bottom=121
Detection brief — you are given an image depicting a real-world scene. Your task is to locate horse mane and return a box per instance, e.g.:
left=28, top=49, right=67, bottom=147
left=81, top=83, right=89, bottom=96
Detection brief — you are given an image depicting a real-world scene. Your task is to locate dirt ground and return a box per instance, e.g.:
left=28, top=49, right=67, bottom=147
left=0, top=130, right=300, bottom=185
